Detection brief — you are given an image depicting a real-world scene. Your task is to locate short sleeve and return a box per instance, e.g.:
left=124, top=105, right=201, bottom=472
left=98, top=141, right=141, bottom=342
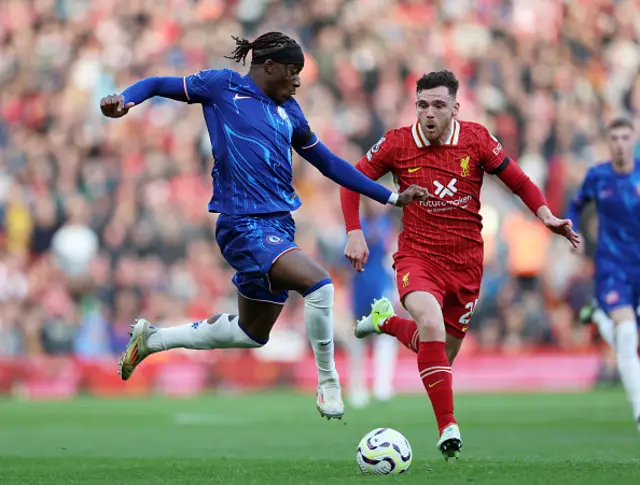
left=183, top=69, right=226, bottom=105
left=476, top=125, right=509, bottom=174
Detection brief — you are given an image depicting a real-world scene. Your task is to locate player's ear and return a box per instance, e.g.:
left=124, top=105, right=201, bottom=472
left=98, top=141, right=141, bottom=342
left=452, top=101, right=460, bottom=117
left=263, top=59, right=276, bottom=75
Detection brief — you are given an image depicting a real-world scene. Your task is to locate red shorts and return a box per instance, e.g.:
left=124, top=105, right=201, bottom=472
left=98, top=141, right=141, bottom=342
left=393, top=253, right=483, bottom=339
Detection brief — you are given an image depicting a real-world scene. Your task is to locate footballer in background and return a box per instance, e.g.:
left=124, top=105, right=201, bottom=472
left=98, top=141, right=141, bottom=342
left=341, top=70, right=580, bottom=460
left=568, top=117, right=640, bottom=431
left=345, top=197, right=399, bottom=409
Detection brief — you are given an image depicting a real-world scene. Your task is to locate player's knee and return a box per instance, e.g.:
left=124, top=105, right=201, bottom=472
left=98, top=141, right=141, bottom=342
left=304, top=279, right=334, bottom=310
left=238, top=320, right=270, bottom=346
left=610, top=306, right=636, bottom=325
left=415, top=316, right=443, bottom=333
left=289, top=267, right=331, bottom=295
left=304, top=267, right=331, bottom=291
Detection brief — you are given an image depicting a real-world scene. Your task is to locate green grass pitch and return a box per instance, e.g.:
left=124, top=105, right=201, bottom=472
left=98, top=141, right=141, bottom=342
left=0, top=390, right=638, bottom=484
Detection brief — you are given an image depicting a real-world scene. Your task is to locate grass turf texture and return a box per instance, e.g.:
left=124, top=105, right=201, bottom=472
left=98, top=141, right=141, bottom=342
left=0, top=390, right=638, bottom=484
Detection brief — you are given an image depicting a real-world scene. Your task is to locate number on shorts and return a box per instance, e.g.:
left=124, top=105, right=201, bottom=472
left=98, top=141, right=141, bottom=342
left=459, top=299, right=479, bottom=325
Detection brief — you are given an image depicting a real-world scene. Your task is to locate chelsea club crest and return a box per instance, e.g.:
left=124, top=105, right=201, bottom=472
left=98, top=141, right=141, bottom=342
left=277, top=106, right=289, bottom=121
left=266, top=235, right=283, bottom=245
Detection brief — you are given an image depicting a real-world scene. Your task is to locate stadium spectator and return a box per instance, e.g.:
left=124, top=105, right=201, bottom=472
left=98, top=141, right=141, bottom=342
left=0, top=0, right=638, bottom=357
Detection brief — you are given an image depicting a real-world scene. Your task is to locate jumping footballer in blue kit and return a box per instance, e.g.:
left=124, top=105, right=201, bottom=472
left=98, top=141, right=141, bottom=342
left=100, top=32, right=427, bottom=420
left=567, top=117, right=640, bottom=430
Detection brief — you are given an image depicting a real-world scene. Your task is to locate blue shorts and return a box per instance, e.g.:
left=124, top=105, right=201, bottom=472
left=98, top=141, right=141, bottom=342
left=216, top=213, right=298, bottom=304
left=595, top=269, right=640, bottom=324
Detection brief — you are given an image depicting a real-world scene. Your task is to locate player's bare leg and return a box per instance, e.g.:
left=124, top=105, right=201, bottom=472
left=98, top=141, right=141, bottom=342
left=609, top=306, right=640, bottom=429
left=580, top=300, right=615, bottom=347
left=118, top=295, right=279, bottom=380
left=269, top=249, right=344, bottom=420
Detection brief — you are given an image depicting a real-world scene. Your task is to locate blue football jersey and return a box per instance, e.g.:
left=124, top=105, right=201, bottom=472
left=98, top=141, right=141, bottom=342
left=352, top=214, right=394, bottom=316
left=183, top=69, right=317, bottom=215
left=567, top=160, right=640, bottom=277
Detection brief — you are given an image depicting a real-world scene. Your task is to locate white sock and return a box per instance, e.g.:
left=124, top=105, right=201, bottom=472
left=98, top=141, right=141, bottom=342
left=304, top=282, right=339, bottom=384
left=348, top=337, right=368, bottom=403
left=614, top=321, right=640, bottom=419
left=373, top=334, right=398, bottom=401
left=147, top=314, right=264, bottom=352
left=593, top=309, right=615, bottom=348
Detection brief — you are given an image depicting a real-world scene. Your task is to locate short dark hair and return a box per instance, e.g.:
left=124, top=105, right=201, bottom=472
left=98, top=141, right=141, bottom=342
left=225, top=32, right=299, bottom=66
left=416, top=70, right=459, bottom=97
left=608, top=117, right=634, bottom=131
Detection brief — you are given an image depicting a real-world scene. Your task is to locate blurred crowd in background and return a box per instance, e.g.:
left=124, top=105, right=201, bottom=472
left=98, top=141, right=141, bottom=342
left=0, top=0, right=639, bottom=361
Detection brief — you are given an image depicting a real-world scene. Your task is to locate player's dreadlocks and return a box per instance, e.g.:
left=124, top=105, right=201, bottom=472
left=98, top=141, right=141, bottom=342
left=225, top=32, right=301, bottom=66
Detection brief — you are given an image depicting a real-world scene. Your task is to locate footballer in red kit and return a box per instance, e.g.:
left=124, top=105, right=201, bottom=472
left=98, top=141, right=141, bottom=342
left=340, top=70, right=580, bottom=461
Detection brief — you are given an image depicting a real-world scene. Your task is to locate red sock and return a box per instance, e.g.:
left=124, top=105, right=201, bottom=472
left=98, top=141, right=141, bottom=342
left=418, top=341, right=456, bottom=434
left=381, top=316, right=420, bottom=353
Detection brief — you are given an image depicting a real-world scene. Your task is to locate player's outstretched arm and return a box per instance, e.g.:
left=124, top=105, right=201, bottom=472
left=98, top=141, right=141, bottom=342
left=478, top=126, right=580, bottom=247
left=495, top=159, right=581, bottom=248
left=296, top=139, right=427, bottom=206
left=100, top=76, right=187, bottom=118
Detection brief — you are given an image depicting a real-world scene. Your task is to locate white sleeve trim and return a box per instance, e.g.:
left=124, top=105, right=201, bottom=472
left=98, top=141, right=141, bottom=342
left=183, top=77, right=190, bottom=101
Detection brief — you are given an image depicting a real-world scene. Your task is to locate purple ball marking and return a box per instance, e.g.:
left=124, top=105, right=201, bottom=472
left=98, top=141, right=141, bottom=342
left=366, top=430, right=391, bottom=450
left=392, top=443, right=411, bottom=462
left=357, top=449, right=381, bottom=465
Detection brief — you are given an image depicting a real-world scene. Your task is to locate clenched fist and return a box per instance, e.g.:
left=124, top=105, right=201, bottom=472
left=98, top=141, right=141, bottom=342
left=396, top=184, right=429, bottom=207
left=100, top=94, right=135, bottom=118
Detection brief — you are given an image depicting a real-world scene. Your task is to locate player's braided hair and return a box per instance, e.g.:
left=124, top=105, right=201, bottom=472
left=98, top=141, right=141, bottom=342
left=225, top=32, right=300, bottom=66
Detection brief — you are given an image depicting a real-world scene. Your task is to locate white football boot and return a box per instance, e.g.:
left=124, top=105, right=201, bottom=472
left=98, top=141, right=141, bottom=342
left=316, top=378, right=344, bottom=420
left=354, top=297, right=395, bottom=339
left=436, top=423, right=462, bottom=461
left=118, top=318, right=157, bottom=380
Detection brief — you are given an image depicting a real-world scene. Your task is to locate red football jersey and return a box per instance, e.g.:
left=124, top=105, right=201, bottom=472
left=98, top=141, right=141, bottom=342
left=355, top=119, right=508, bottom=269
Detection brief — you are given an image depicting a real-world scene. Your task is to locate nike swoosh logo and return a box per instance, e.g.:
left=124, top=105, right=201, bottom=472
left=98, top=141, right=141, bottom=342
left=319, top=339, right=333, bottom=347
left=233, top=94, right=252, bottom=100
left=428, top=379, right=444, bottom=388
left=408, top=167, right=422, bottom=173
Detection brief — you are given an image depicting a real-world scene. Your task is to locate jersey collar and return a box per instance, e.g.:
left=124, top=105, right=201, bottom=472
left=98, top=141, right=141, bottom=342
left=412, top=119, right=460, bottom=148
